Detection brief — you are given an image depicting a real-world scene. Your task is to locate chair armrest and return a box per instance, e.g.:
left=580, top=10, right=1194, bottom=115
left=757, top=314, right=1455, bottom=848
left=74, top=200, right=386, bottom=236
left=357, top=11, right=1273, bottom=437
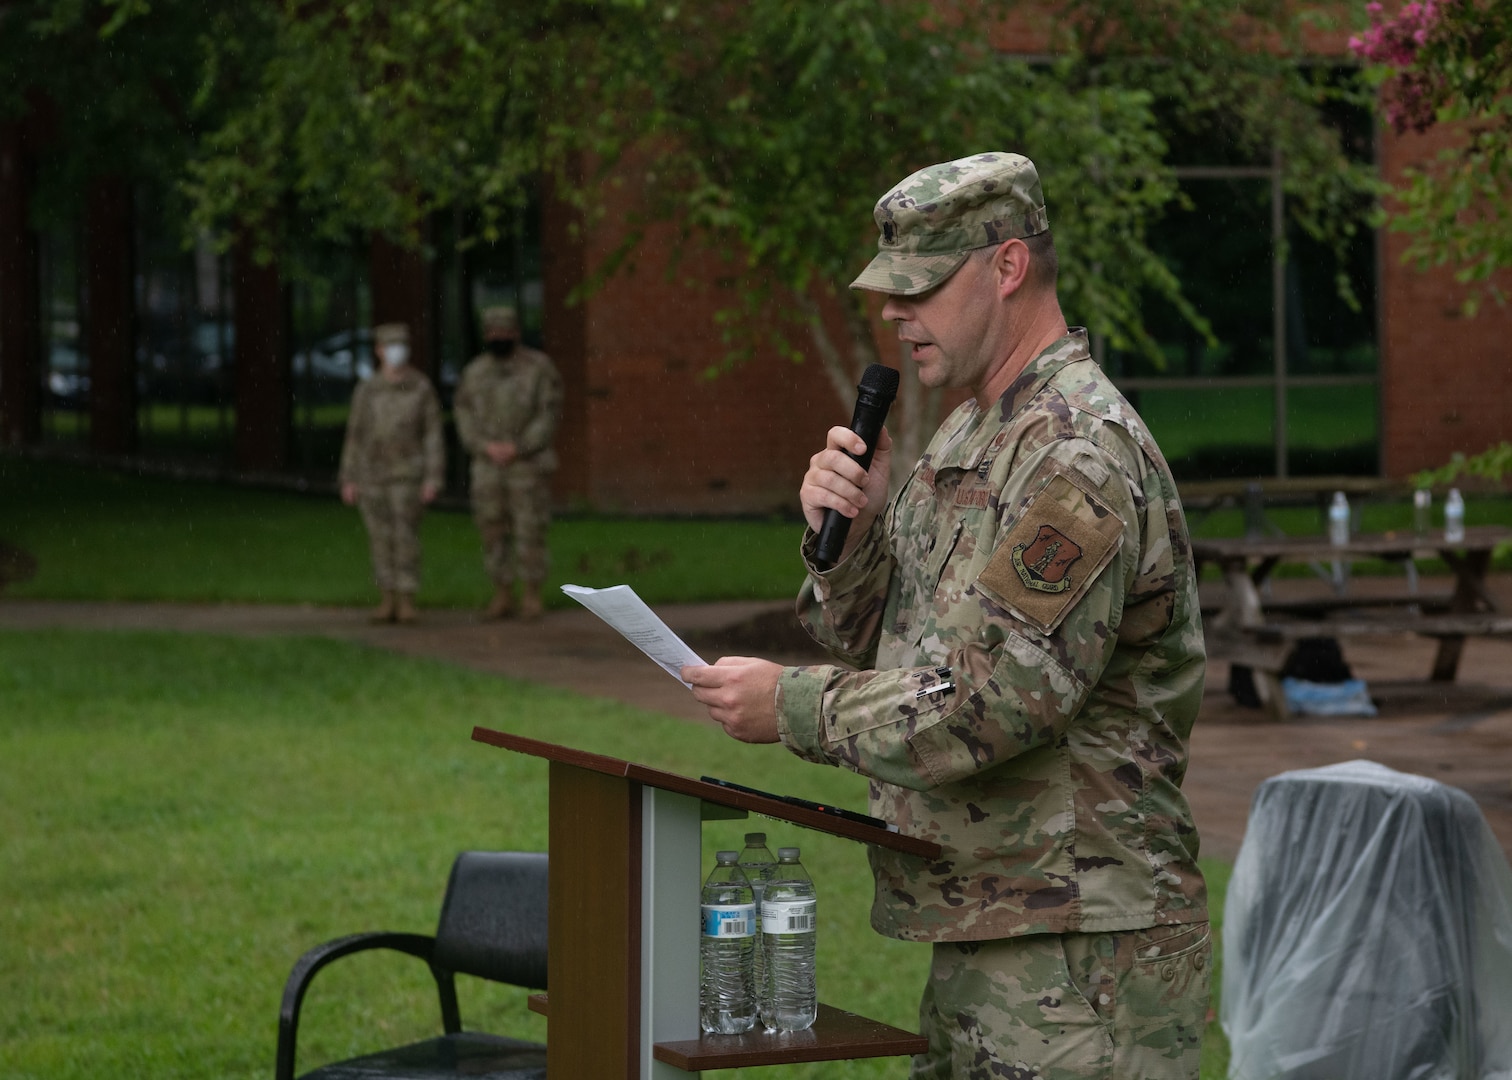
left=275, top=931, right=458, bottom=1080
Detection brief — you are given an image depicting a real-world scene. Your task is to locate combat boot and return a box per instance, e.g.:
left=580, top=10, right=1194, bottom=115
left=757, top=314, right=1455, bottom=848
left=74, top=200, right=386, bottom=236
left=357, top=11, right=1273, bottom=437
left=395, top=592, right=418, bottom=624
left=520, top=582, right=544, bottom=621
left=370, top=591, right=396, bottom=624
left=483, top=584, right=515, bottom=621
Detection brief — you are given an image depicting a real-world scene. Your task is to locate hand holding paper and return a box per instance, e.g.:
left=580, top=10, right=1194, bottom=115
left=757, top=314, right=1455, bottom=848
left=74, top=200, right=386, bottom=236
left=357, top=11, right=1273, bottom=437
left=682, top=656, right=782, bottom=743
left=562, top=584, right=781, bottom=742
left=561, top=584, right=707, bottom=687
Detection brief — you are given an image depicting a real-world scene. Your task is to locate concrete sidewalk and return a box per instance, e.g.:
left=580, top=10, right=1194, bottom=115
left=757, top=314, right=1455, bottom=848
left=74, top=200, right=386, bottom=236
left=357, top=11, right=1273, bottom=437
left=5, top=582, right=1512, bottom=863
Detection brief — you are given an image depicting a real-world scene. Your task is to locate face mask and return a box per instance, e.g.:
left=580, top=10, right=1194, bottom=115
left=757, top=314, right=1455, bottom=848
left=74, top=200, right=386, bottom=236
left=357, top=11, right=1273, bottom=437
left=487, top=339, right=516, bottom=358
left=382, top=343, right=409, bottom=368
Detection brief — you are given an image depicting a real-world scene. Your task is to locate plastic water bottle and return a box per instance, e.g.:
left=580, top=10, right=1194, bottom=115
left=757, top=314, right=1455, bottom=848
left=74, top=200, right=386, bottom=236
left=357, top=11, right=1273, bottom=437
left=700, top=851, right=757, bottom=1034
left=1328, top=491, right=1351, bottom=546
left=738, top=832, right=778, bottom=1006
left=738, top=832, right=779, bottom=907
left=1413, top=488, right=1433, bottom=537
left=1445, top=488, right=1466, bottom=544
left=760, top=846, right=817, bottom=1032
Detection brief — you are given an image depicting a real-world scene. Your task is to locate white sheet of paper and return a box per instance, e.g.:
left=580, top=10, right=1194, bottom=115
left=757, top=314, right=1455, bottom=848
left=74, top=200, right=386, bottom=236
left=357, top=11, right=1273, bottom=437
left=561, top=584, right=708, bottom=687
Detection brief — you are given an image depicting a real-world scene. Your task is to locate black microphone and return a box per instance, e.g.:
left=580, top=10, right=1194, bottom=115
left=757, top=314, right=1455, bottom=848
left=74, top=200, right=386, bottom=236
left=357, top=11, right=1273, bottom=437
left=813, top=363, right=900, bottom=571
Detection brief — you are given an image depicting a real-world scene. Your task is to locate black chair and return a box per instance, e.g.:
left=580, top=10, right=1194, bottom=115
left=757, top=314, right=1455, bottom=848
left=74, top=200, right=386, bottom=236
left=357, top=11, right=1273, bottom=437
left=275, top=850, right=548, bottom=1080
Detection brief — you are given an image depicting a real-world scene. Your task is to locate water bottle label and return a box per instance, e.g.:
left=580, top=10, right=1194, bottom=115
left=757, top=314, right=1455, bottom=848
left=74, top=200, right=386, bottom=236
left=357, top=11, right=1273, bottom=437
left=701, top=903, right=755, bottom=938
left=761, top=899, right=816, bottom=933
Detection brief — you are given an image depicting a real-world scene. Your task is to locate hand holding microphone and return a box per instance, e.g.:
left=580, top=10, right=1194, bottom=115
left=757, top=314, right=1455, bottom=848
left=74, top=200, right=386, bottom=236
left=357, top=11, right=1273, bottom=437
left=805, top=364, right=900, bottom=571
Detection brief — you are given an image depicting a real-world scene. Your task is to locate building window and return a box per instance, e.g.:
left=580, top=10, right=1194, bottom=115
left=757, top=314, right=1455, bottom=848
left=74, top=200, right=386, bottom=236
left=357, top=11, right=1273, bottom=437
left=38, top=218, right=84, bottom=442
left=289, top=241, right=372, bottom=473
left=135, top=187, right=236, bottom=460
left=1102, top=88, right=1378, bottom=480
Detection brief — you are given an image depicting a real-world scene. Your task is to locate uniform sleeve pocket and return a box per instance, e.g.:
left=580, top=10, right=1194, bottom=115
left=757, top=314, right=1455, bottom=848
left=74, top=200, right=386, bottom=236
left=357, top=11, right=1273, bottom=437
left=906, top=632, right=1087, bottom=786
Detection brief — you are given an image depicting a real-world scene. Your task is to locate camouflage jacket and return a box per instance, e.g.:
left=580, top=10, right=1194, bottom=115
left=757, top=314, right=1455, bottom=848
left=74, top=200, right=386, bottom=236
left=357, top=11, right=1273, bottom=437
left=337, top=368, right=444, bottom=489
left=776, top=330, right=1207, bottom=942
left=454, top=347, right=563, bottom=474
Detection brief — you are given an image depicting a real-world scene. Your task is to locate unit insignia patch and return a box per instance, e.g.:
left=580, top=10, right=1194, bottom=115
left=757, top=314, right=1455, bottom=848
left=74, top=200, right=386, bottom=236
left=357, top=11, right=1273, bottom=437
left=977, top=470, right=1125, bottom=635
left=1011, top=524, right=1082, bottom=593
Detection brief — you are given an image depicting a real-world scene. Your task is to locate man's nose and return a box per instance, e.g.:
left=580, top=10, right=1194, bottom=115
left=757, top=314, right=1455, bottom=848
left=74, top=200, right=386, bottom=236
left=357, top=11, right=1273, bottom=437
left=880, top=296, right=910, bottom=322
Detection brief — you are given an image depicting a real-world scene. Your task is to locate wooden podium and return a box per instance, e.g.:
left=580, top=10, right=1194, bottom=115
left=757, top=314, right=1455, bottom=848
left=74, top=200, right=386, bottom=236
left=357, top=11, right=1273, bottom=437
left=471, top=726, right=941, bottom=1078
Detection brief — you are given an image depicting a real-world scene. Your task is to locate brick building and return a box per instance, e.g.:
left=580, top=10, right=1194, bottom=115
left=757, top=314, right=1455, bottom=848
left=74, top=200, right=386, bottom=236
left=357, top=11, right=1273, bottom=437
left=2, top=21, right=1508, bottom=514
left=1376, top=122, right=1512, bottom=479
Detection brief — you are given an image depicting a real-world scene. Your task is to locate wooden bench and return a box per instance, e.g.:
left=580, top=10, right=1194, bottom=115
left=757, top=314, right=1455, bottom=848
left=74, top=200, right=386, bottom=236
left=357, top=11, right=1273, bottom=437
left=1202, top=592, right=1457, bottom=619
left=1239, top=612, right=1512, bottom=643
left=1195, top=525, right=1512, bottom=720
left=1209, top=612, right=1512, bottom=720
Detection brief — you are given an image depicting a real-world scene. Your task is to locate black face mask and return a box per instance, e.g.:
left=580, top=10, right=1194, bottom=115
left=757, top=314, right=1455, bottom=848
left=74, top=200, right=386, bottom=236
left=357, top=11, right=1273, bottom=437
left=486, top=339, right=516, bottom=358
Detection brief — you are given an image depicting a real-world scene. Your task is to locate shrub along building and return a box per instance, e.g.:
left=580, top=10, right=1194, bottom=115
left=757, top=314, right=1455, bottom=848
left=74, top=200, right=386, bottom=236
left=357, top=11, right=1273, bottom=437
left=1, top=10, right=1507, bottom=515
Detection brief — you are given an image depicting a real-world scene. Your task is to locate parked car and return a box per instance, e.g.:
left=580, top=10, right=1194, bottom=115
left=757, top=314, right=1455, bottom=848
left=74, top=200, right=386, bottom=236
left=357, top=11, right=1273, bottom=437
left=46, top=342, right=89, bottom=409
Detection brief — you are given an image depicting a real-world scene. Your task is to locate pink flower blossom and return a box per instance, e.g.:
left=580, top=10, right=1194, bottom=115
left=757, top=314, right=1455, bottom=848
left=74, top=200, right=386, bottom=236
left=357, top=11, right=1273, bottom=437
left=1349, top=0, right=1458, bottom=132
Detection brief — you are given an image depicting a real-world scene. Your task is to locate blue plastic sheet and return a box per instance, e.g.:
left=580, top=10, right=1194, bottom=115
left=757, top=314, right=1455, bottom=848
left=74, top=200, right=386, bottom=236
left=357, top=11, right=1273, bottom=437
left=1281, top=677, right=1378, bottom=717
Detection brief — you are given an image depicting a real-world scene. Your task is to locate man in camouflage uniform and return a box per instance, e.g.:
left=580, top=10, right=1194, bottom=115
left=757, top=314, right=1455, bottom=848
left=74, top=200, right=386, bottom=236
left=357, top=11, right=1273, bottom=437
left=454, top=304, right=563, bottom=620
left=338, top=322, right=445, bottom=624
left=684, top=152, right=1209, bottom=1079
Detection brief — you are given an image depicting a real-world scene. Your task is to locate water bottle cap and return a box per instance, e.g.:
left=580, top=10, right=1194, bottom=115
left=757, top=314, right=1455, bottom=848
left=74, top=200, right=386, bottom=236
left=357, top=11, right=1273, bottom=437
left=1333, top=491, right=1347, bottom=505
left=715, top=850, right=738, bottom=863
left=778, top=847, right=801, bottom=860
left=744, top=832, right=767, bottom=845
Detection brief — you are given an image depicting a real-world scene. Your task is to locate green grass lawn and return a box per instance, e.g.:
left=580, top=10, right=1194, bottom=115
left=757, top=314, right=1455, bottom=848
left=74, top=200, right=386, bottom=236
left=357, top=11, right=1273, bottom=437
left=1132, top=383, right=1382, bottom=477
left=1, top=631, right=1234, bottom=1079
left=6, top=455, right=1510, bottom=609
left=0, top=457, right=806, bottom=609
left=2, top=455, right=1293, bottom=1077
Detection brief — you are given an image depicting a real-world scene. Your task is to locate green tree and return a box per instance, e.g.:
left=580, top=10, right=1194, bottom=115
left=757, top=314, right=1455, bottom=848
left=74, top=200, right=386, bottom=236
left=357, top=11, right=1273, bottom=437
left=0, top=0, right=272, bottom=225
left=639, top=1, right=1186, bottom=426
left=9, top=0, right=1380, bottom=448
left=635, top=0, right=1378, bottom=458
left=1351, top=0, right=1512, bottom=312
left=183, top=0, right=661, bottom=260
left=1352, top=0, right=1512, bottom=484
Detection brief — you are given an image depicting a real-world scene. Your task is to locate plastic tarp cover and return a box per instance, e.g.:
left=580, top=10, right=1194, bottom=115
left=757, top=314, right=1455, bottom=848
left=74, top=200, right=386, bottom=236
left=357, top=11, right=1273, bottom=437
left=1222, top=760, right=1512, bottom=1080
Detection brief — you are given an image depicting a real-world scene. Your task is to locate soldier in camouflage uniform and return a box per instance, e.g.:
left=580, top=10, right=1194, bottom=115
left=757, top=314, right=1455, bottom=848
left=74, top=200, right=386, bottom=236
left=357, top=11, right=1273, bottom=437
left=454, top=305, right=563, bottom=620
left=338, top=322, right=445, bottom=624
left=683, top=152, right=1209, bottom=1079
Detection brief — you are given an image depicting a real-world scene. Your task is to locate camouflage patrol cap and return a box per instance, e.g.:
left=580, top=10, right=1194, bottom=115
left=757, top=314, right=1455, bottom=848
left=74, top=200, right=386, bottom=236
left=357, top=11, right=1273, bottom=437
left=481, top=305, right=519, bottom=336
left=851, top=151, right=1049, bottom=296
left=374, top=322, right=409, bottom=346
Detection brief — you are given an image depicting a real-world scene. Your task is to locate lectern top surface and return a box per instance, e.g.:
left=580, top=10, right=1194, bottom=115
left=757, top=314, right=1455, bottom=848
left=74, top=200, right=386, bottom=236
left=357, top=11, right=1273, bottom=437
left=471, top=726, right=941, bottom=859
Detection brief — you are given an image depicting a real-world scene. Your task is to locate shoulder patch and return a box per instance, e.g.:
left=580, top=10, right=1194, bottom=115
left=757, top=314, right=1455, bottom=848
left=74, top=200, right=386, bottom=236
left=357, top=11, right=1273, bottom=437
left=977, top=471, right=1126, bottom=635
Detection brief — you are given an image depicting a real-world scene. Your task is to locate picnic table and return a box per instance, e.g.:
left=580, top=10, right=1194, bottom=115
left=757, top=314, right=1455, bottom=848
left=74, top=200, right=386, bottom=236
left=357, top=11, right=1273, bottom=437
left=1194, top=524, right=1512, bottom=720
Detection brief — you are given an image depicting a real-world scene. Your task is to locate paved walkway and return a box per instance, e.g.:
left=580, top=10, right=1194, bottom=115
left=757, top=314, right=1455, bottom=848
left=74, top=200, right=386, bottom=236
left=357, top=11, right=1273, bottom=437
left=5, top=579, right=1512, bottom=863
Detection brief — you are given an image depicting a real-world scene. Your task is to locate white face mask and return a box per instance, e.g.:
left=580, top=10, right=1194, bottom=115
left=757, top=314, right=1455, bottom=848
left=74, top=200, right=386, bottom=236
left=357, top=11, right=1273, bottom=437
left=382, top=343, right=410, bottom=368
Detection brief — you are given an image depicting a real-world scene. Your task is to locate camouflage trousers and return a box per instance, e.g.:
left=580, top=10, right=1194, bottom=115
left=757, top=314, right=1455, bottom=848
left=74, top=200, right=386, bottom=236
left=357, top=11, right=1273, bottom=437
left=471, top=462, right=552, bottom=586
left=912, top=922, right=1211, bottom=1080
left=356, top=481, right=426, bottom=593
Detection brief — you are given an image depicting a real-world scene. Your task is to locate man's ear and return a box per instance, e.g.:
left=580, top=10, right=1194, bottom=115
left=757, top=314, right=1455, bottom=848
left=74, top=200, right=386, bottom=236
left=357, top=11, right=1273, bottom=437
left=992, top=237, right=1031, bottom=299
